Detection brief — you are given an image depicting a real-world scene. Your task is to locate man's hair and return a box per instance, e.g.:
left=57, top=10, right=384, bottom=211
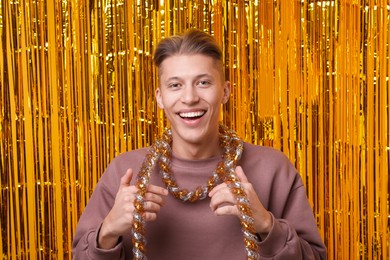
left=153, top=29, right=223, bottom=73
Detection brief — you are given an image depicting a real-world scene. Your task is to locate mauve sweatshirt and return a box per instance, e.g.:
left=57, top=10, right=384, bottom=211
left=72, top=143, right=327, bottom=259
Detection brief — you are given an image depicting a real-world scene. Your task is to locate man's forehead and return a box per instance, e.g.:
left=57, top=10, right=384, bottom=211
left=158, top=54, right=224, bottom=79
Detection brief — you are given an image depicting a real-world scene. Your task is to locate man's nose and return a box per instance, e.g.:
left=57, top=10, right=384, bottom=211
left=180, top=86, right=200, bottom=104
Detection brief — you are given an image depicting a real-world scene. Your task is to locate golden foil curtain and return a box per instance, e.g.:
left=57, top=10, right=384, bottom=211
left=0, top=0, right=389, bottom=259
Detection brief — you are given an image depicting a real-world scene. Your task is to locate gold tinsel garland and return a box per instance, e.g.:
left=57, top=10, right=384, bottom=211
left=132, top=125, right=259, bottom=259
left=0, top=1, right=389, bottom=259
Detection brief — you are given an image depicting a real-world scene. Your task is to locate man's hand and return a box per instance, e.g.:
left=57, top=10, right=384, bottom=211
left=98, top=168, right=168, bottom=249
left=209, top=166, right=272, bottom=237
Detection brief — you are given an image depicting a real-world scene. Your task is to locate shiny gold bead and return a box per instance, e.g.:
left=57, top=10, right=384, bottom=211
left=232, top=187, right=244, bottom=195
left=132, top=222, right=143, bottom=231
left=244, top=239, right=258, bottom=250
left=134, top=242, right=145, bottom=251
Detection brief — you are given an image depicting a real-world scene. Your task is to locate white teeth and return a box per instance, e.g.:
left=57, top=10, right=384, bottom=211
left=179, top=111, right=205, bottom=118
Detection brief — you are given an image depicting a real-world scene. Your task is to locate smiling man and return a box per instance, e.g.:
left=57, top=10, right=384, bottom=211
left=72, top=29, right=327, bottom=260
left=155, top=53, right=230, bottom=158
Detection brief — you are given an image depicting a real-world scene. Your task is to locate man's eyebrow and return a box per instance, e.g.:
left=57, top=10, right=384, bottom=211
left=195, top=73, right=213, bottom=79
left=165, top=76, right=181, bottom=82
left=162, top=77, right=184, bottom=86
left=164, top=74, right=214, bottom=82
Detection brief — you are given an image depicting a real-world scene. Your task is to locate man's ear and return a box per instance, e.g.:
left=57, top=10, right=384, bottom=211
left=222, top=81, right=231, bottom=104
left=155, top=88, right=164, bottom=108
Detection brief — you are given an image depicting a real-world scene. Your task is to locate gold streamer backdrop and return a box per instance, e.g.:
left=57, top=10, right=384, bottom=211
left=0, top=0, right=389, bottom=259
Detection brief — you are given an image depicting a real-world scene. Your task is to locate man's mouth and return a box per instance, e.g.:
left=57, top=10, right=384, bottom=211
left=178, top=111, right=206, bottom=120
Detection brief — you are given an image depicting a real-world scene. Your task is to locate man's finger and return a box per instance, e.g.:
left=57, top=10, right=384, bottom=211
left=120, top=168, right=133, bottom=187
left=147, top=184, right=169, bottom=196
left=235, top=166, right=249, bottom=183
left=208, top=182, right=228, bottom=197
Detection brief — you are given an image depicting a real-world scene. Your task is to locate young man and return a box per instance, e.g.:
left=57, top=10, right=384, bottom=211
left=72, top=29, right=327, bottom=259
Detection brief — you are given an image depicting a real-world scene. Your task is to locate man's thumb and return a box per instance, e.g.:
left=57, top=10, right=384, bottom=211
left=235, top=166, right=249, bottom=183
left=120, top=168, right=133, bottom=187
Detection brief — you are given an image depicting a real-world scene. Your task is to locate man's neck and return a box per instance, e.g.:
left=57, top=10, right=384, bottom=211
left=172, top=138, right=221, bottom=160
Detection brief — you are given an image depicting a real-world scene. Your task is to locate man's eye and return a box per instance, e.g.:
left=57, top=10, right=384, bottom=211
left=197, top=80, right=210, bottom=86
left=168, top=83, right=181, bottom=88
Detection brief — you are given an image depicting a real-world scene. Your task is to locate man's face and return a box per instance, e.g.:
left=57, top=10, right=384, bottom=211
left=155, top=54, right=230, bottom=152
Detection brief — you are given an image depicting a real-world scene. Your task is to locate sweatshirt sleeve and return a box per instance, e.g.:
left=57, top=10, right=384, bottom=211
left=258, top=179, right=327, bottom=259
left=244, top=145, right=327, bottom=260
left=72, top=162, right=127, bottom=259
left=258, top=207, right=326, bottom=259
